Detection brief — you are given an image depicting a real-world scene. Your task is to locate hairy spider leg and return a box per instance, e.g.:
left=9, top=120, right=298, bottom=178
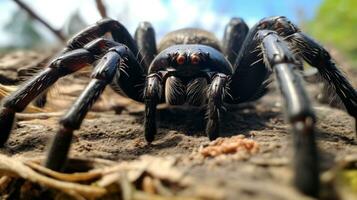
left=228, top=16, right=322, bottom=197
left=232, top=15, right=356, bottom=197
left=224, top=16, right=320, bottom=196
left=286, top=32, right=357, bottom=134
left=144, top=74, right=162, bottom=143
left=64, top=18, right=139, bottom=56
left=257, top=30, right=319, bottom=197
left=135, top=22, right=157, bottom=70
left=45, top=44, right=145, bottom=171
left=45, top=50, right=121, bottom=171
left=226, top=16, right=304, bottom=104
left=0, top=49, right=95, bottom=146
left=222, top=17, right=249, bottom=64
left=260, top=16, right=357, bottom=135
left=206, top=73, right=228, bottom=140
left=39, top=18, right=144, bottom=108
left=0, top=19, right=144, bottom=146
left=33, top=18, right=140, bottom=108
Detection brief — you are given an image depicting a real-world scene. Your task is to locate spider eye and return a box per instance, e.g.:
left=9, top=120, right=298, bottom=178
left=190, top=54, right=200, bottom=64
left=176, top=54, right=186, bottom=65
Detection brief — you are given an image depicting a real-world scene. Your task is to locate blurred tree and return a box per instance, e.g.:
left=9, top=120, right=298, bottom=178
left=4, top=9, right=45, bottom=48
left=308, top=0, right=357, bottom=64
left=64, top=11, right=88, bottom=37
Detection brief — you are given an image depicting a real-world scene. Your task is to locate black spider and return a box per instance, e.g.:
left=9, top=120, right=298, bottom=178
left=0, top=16, right=356, bottom=197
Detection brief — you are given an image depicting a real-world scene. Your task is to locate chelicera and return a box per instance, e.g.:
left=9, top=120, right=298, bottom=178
left=0, top=16, right=356, bottom=196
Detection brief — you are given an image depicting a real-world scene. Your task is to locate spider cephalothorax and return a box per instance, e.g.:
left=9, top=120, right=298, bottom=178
left=0, top=16, right=356, bottom=197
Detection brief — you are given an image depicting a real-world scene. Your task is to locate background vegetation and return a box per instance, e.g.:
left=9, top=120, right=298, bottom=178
left=308, top=0, right=357, bottom=65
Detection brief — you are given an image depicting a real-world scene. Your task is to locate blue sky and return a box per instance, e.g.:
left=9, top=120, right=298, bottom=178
left=0, top=0, right=322, bottom=46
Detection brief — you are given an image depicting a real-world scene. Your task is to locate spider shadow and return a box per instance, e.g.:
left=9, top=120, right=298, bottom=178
left=130, top=102, right=279, bottom=139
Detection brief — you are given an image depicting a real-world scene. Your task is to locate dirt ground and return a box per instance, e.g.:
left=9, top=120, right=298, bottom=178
left=0, top=50, right=356, bottom=200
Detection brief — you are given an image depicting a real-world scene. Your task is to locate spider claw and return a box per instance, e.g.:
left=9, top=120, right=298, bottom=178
left=206, top=118, right=220, bottom=141
left=44, top=126, right=74, bottom=171
left=292, top=119, right=319, bottom=197
left=144, top=102, right=157, bottom=143
left=144, top=74, right=161, bottom=143
left=144, top=128, right=155, bottom=143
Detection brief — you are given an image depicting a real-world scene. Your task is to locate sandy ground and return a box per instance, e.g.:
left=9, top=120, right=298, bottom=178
left=0, top=50, right=356, bottom=199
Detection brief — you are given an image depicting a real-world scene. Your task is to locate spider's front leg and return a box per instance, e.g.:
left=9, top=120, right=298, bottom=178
left=0, top=50, right=94, bottom=146
left=226, top=26, right=319, bottom=196
left=64, top=18, right=139, bottom=55
left=206, top=73, right=228, bottom=140
left=0, top=18, right=142, bottom=146
left=144, top=74, right=162, bottom=143
left=0, top=37, right=122, bottom=146
left=45, top=45, right=145, bottom=171
left=38, top=18, right=143, bottom=107
left=45, top=48, right=121, bottom=170
left=257, top=30, right=319, bottom=197
left=45, top=50, right=120, bottom=170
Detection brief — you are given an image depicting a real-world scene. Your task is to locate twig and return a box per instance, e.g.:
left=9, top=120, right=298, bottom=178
left=0, top=154, right=106, bottom=199
left=95, top=0, right=108, bottom=18
left=12, top=0, right=66, bottom=42
left=25, top=161, right=102, bottom=182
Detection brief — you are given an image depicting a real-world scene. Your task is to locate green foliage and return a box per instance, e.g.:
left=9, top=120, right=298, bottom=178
left=4, top=9, right=45, bottom=49
left=308, top=0, right=357, bottom=64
